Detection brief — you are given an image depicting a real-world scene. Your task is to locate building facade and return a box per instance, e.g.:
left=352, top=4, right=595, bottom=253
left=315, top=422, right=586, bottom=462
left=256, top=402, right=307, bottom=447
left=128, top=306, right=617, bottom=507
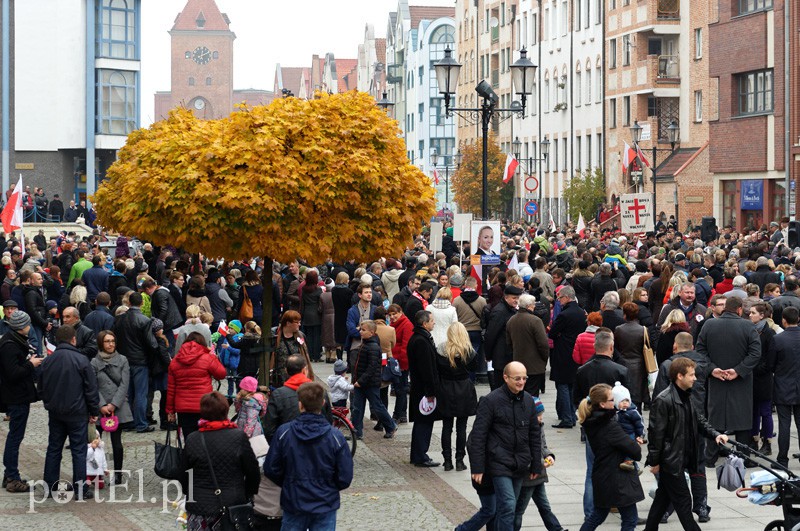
left=1, top=0, right=142, bottom=205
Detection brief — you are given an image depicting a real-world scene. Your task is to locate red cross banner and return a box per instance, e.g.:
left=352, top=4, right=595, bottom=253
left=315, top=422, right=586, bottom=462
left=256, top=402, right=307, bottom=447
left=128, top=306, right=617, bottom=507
left=619, top=193, right=654, bottom=233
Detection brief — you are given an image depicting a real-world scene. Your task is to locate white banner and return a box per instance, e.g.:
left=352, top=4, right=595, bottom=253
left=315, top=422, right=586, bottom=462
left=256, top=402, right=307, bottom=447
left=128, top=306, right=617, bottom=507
left=620, top=193, right=654, bottom=233
left=453, top=213, right=473, bottom=241
left=429, top=222, right=443, bottom=254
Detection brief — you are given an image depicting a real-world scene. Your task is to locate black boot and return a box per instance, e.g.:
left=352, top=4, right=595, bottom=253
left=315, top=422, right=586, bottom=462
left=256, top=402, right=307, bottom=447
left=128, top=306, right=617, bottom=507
left=455, top=459, right=467, bottom=472
left=760, top=439, right=772, bottom=456
left=443, top=458, right=454, bottom=471
left=694, top=501, right=711, bottom=523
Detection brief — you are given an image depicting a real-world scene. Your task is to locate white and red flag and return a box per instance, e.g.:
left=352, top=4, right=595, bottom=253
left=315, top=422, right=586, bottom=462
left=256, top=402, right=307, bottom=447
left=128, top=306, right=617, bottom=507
left=502, top=153, right=519, bottom=184
left=1, top=175, right=24, bottom=252
left=577, top=213, right=586, bottom=238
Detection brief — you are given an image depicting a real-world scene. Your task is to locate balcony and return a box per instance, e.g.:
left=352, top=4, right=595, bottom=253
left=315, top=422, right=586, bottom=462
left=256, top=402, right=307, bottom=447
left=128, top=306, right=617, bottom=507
left=657, top=55, right=679, bottom=79
left=657, top=0, right=680, bottom=20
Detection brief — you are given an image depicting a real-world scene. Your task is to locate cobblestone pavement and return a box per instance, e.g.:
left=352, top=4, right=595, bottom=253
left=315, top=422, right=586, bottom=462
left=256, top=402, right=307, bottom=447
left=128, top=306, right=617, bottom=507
left=0, top=362, right=792, bottom=530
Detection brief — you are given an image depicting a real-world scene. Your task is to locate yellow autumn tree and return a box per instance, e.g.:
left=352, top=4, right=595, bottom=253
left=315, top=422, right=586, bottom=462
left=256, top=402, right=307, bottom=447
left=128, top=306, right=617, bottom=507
left=94, top=91, right=435, bottom=382
left=450, top=134, right=514, bottom=217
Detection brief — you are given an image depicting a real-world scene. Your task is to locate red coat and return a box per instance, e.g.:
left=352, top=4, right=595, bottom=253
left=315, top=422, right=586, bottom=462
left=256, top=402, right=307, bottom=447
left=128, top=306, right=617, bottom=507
left=715, top=278, right=733, bottom=295
left=390, top=314, right=414, bottom=371
left=166, top=341, right=226, bottom=414
left=572, top=329, right=597, bottom=366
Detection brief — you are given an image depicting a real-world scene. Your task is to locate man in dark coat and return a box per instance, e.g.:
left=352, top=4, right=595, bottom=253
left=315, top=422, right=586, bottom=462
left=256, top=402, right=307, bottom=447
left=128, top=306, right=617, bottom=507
left=61, top=307, right=98, bottom=359
left=403, top=281, right=433, bottom=322
left=407, top=310, right=441, bottom=467
left=48, top=194, right=64, bottom=221
left=483, top=285, right=521, bottom=390
left=350, top=321, right=396, bottom=440
left=645, top=357, right=727, bottom=530
left=749, top=256, right=781, bottom=294
left=80, top=255, right=108, bottom=304
left=0, top=311, right=42, bottom=493
left=505, top=293, right=549, bottom=396
left=22, top=272, right=49, bottom=355
left=656, top=283, right=707, bottom=340
left=769, top=277, right=800, bottom=325
left=143, top=280, right=182, bottom=353
left=467, top=361, right=543, bottom=530
left=696, top=296, right=761, bottom=460
left=83, top=292, right=115, bottom=335
left=548, top=286, right=586, bottom=428
left=772, top=306, right=800, bottom=467
left=590, top=264, right=618, bottom=311
left=392, top=276, right=420, bottom=310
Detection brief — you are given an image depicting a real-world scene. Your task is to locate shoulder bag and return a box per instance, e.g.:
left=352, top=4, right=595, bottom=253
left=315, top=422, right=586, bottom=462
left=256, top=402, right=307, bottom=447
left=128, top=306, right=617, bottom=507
left=239, top=287, right=254, bottom=322
left=642, top=327, right=657, bottom=373
left=153, top=426, right=183, bottom=480
left=200, top=433, right=254, bottom=531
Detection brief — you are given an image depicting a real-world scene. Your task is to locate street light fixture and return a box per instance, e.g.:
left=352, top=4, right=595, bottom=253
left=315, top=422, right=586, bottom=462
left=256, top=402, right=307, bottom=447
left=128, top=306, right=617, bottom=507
left=512, top=136, right=550, bottom=222
left=376, top=91, right=394, bottom=112
left=435, top=46, right=537, bottom=219
left=630, top=119, right=680, bottom=223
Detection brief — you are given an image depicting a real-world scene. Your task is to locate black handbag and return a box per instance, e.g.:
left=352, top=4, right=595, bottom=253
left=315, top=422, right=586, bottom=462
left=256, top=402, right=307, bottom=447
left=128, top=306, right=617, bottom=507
left=153, top=426, right=183, bottom=480
left=200, top=433, right=254, bottom=531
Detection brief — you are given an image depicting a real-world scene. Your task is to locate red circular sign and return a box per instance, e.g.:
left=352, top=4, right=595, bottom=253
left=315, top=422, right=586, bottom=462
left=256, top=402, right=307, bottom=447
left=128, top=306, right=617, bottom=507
left=524, top=175, right=539, bottom=192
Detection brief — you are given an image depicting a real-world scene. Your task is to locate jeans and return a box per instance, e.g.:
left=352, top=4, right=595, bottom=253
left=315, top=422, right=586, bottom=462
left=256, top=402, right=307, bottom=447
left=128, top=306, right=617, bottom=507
left=752, top=399, right=774, bottom=439
left=580, top=503, right=638, bottom=531
left=555, top=383, right=576, bottom=425
left=492, top=476, right=523, bottom=530
left=644, top=471, right=700, bottom=531
left=776, top=404, right=800, bottom=464
left=3, top=403, right=30, bottom=481
left=128, top=365, right=150, bottom=431
left=392, top=370, right=409, bottom=420
left=467, top=330, right=483, bottom=381
left=457, top=493, right=495, bottom=531
left=524, top=374, right=545, bottom=397
left=584, top=438, right=594, bottom=519
left=515, top=484, right=563, bottom=531
left=441, top=416, right=468, bottom=461
left=281, top=509, right=337, bottom=530
left=43, top=414, right=88, bottom=491
left=351, top=386, right=395, bottom=438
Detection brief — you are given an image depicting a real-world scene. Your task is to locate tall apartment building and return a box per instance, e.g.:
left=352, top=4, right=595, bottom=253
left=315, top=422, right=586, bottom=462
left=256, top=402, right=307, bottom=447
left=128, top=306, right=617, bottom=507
left=0, top=0, right=142, bottom=203
left=709, top=0, right=791, bottom=230
left=386, top=1, right=456, bottom=211
left=605, top=0, right=714, bottom=229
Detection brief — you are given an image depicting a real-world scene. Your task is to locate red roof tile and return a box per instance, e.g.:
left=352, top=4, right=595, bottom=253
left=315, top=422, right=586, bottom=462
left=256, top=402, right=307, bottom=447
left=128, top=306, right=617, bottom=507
left=172, top=0, right=231, bottom=32
left=278, top=67, right=305, bottom=97
left=375, top=38, right=387, bottom=64
left=409, top=6, right=455, bottom=29
left=335, top=59, right=358, bottom=92
left=655, top=147, right=700, bottom=178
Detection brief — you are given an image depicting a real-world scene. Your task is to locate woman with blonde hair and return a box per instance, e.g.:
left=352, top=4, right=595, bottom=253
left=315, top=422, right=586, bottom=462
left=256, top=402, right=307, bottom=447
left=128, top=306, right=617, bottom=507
left=656, top=309, right=689, bottom=365
left=578, top=383, right=644, bottom=530
left=663, top=270, right=688, bottom=304
left=174, top=304, right=212, bottom=352
left=69, top=284, right=90, bottom=320
left=436, top=322, right=477, bottom=472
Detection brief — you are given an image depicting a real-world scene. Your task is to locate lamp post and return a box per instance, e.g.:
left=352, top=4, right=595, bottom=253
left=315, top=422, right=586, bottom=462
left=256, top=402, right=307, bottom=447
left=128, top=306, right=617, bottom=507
left=512, top=136, right=550, bottom=223
left=435, top=47, right=537, bottom=220
left=431, top=148, right=462, bottom=214
left=376, top=91, right=394, bottom=113
left=630, top=119, right=680, bottom=223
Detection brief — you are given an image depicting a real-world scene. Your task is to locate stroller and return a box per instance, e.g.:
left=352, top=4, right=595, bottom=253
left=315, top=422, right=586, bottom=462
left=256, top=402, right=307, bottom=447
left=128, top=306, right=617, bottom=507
left=724, top=439, right=800, bottom=531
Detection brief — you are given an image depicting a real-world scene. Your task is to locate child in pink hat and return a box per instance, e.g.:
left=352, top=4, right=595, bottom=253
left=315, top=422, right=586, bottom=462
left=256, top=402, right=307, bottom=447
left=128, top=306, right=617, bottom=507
left=234, top=376, right=267, bottom=438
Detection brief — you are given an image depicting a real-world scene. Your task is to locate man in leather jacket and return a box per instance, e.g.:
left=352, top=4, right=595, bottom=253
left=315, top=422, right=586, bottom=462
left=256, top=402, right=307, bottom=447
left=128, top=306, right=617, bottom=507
left=644, top=357, right=728, bottom=530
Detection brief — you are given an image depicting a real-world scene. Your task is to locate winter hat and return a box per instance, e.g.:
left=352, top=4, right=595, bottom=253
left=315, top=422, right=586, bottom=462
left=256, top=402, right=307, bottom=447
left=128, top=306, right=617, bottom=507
left=228, top=320, right=243, bottom=334
left=45, top=300, right=58, bottom=311
left=151, top=318, right=164, bottom=333
left=450, top=274, right=464, bottom=287
left=324, top=278, right=335, bottom=291
left=533, top=397, right=545, bottom=415
left=239, top=376, right=258, bottom=393
left=333, top=359, right=348, bottom=374
left=8, top=310, right=31, bottom=331
left=612, top=381, right=631, bottom=408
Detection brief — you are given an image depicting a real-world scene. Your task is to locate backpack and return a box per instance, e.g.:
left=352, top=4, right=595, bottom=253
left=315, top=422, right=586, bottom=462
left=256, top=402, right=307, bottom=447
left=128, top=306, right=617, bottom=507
left=716, top=454, right=746, bottom=492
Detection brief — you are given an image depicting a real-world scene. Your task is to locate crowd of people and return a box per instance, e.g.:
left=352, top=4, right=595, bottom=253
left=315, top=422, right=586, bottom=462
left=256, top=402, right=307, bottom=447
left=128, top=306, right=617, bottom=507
left=0, top=212, right=798, bottom=529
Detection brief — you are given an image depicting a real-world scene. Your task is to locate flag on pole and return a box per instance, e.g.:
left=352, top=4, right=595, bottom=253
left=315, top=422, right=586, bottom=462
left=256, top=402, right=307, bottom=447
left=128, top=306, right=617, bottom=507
left=502, top=153, right=519, bottom=184
left=549, top=212, right=556, bottom=233
left=635, top=144, right=651, bottom=168
left=432, top=169, right=439, bottom=185
left=577, top=213, right=586, bottom=238
left=507, top=252, right=519, bottom=272
left=469, top=264, right=482, bottom=295
left=1, top=175, right=24, bottom=253
left=622, top=142, right=636, bottom=173
left=45, top=339, right=56, bottom=355
left=217, top=320, right=228, bottom=337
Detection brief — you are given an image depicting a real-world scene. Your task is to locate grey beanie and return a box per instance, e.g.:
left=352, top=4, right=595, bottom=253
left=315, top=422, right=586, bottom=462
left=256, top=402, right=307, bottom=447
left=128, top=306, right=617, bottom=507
left=333, top=359, right=348, bottom=374
left=8, top=310, right=31, bottom=331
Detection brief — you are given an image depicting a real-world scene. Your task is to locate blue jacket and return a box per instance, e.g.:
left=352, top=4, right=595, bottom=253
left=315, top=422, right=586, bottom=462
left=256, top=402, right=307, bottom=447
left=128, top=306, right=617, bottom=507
left=40, top=343, right=100, bottom=420
left=344, top=303, right=374, bottom=351
left=81, top=265, right=109, bottom=303
left=83, top=306, right=115, bottom=336
left=264, top=412, right=353, bottom=515
left=616, top=404, right=645, bottom=439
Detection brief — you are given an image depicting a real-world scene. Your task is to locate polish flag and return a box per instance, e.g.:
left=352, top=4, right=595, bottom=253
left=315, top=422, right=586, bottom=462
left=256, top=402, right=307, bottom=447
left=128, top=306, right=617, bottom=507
left=502, top=153, right=519, bottom=184
left=469, top=264, right=482, bottom=295
left=549, top=213, right=557, bottom=233
left=622, top=142, right=636, bottom=173
left=507, top=252, right=519, bottom=272
left=433, top=169, right=439, bottom=185
left=577, top=213, right=586, bottom=238
left=1, top=175, right=24, bottom=253
left=217, top=320, right=228, bottom=337
left=636, top=144, right=651, bottom=168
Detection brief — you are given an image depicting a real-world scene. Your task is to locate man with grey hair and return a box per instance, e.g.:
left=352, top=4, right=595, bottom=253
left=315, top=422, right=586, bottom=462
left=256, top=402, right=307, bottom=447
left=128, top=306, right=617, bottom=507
left=505, top=293, right=550, bottom=396
left=549, top=285, right=586, bottom=428
left=727, top=275, right=748, bottom=300
left=590, top=263, right=618, bottom=311
left=600, top=290, right=624, bottom=331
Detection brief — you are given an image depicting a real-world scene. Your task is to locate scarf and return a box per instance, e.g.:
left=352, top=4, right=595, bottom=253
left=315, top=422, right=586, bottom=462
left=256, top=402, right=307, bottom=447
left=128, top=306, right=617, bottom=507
left=198, top=419, right=238, bottom=432
left=284, top=372, right=312, bottom=390
left=412, top=291, right=428, bottom=309
left=98, top=349, right=117, bottom=362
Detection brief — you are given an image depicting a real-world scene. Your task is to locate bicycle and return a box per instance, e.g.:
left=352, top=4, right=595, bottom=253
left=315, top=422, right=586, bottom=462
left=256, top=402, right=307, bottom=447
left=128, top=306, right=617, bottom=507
left=331, top=406, right=357, bottom=457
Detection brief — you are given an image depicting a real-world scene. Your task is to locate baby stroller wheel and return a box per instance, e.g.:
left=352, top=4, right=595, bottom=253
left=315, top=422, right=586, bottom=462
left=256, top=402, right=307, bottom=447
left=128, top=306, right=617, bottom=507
left=764, top=520, right=786, bottom=531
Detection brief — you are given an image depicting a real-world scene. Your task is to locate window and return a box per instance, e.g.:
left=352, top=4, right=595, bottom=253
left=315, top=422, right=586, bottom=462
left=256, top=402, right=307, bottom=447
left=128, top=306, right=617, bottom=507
left=576, top=136, right=582, bottom=170
left=587, top=135, right=592, bottom=169
left=596, top=64, right=602, bottom=103
left=576, top=0, right=582, bottom=30
left=595, top=0, right=602, bottom=24
left=584, top=0, right=590, bottom=28
left=576, top=71, right=582, bottom=106
left=531, top=13, right=538, bottom=42
left=419, top=140, right=424, bottom=161
left=738, top=70, right=773, bottom=115
left=544, top=78, right=551, bottom=111
left=205, top=77, right=212, bottom=86
left=96, top=69, right=137, bottom=135
left=188, top=77, right=195, bottom=86
left=485, top=9, right=490, bottom=32
left=610, top=0, right=616, bottom=9
left=543, top=8, right=549, bottom=40
left=739, top=0, right=773, bottom=15
left=419, top=66, right=424, bottom=85
left=694, top=29, right=703, bottom=59
left=553, top=139, right=558, bottom=172
left=419, top=103, right=424, bottom=123
left=623, top=96, right=631, bottom=126
left=622, top=35, right=631, bottom=66
left=562, top=138, right=568, bottom=170
left=97, top=0, right=137, bottom=59
left=610, top=98, right=617, bottom=128
left=501, top=2, right=506, bottom=25
left=609, top=39, right=617, bottom=69
left=531, top=82, right=538, bottom=115
left=585, top=67, right=592, bottom=104
left=562, top=2, right=568, bottom=36
left=695, top=90, right=703, bottom=121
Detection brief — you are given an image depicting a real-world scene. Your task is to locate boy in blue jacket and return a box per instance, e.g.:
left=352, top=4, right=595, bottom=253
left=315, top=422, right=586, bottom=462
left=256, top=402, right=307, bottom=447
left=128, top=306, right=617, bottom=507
left=264, top=381, right=353, bottom=529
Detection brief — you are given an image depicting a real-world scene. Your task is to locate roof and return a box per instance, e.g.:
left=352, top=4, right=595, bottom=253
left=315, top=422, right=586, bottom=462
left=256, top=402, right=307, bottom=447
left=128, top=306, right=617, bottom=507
left=276, top=66, right=306, bottom=97
left=335, top=59, right=358, bottom=92
left=655, top=147, right=701, bottom=179
left=375, top=38, right=387, bottom=64
left=409, top=6, right=454, bottom=29
left=172, top=0, right=231, bottom=32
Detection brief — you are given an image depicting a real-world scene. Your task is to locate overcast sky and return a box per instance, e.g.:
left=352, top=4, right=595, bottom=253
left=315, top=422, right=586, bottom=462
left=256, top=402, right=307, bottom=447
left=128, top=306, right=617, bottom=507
left=140, top=0, right=455, bottom=126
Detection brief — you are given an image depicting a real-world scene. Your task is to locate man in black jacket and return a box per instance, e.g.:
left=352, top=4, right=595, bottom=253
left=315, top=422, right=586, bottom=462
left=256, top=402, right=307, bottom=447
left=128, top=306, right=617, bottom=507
left=467, top=361, right=543, bottom=530
left=61, top=307, right=98, bottom=359
left=391, top=276, right=420, bottom=309
left=23, top=272, right=49, bottom=355
left=41, top=325, right=100, bottom=499
left=83, top=292, right=115, bottom=335
left=407, top=311, right=441, bottom=467
left=644, top=357, right=727, bottom=530
left=113, top=292, right=157, bottom=433
left=769, top=277, right=800, bottom=325
left=0, top=311, right=42, bottom=493
left=772, top=307, right=800, bottom=467
left=403, top=281, right=434, bottom=322
left=549, top=286, right=586, bottom=428
left=143, top=280, right=182, bottom=353
left=483, top=285, right=521, bottom=390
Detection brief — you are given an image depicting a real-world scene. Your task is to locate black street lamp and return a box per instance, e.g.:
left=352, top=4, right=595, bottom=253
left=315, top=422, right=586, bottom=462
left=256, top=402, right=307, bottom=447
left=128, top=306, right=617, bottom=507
left=630, top=119, right=680, bottom=222
left=376, top=91, right=394, bottom=112
left=431, top=148, right=463, bottom=213
left=512, top=136, right=550, bottom=222
left=436, top=47, right=537, bottom=219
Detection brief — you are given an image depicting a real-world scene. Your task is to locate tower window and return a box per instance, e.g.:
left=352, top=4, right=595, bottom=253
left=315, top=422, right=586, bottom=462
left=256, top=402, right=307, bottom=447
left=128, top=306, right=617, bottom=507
left=205, top=77, right=212, bottom=86
left=196, top=11, right=206, bottom=28
left=212, top=51, right=219, bottom=60
left=189, top=77, right=195, bottom=86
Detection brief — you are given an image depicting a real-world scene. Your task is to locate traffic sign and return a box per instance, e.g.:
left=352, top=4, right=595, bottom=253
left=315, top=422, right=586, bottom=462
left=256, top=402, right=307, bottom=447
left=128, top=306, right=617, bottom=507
left=524, top=175, right=539, bottom=192
left=524, top=200, right=538, bottom=216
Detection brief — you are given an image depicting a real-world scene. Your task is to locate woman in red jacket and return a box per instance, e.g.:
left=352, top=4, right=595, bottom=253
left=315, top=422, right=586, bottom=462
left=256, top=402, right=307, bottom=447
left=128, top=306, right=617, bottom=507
left=388, top=304, right=413, bottom=423
left=573, top=311, right=603, bottom=366
left=166, top=332, right=226, bottom=438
